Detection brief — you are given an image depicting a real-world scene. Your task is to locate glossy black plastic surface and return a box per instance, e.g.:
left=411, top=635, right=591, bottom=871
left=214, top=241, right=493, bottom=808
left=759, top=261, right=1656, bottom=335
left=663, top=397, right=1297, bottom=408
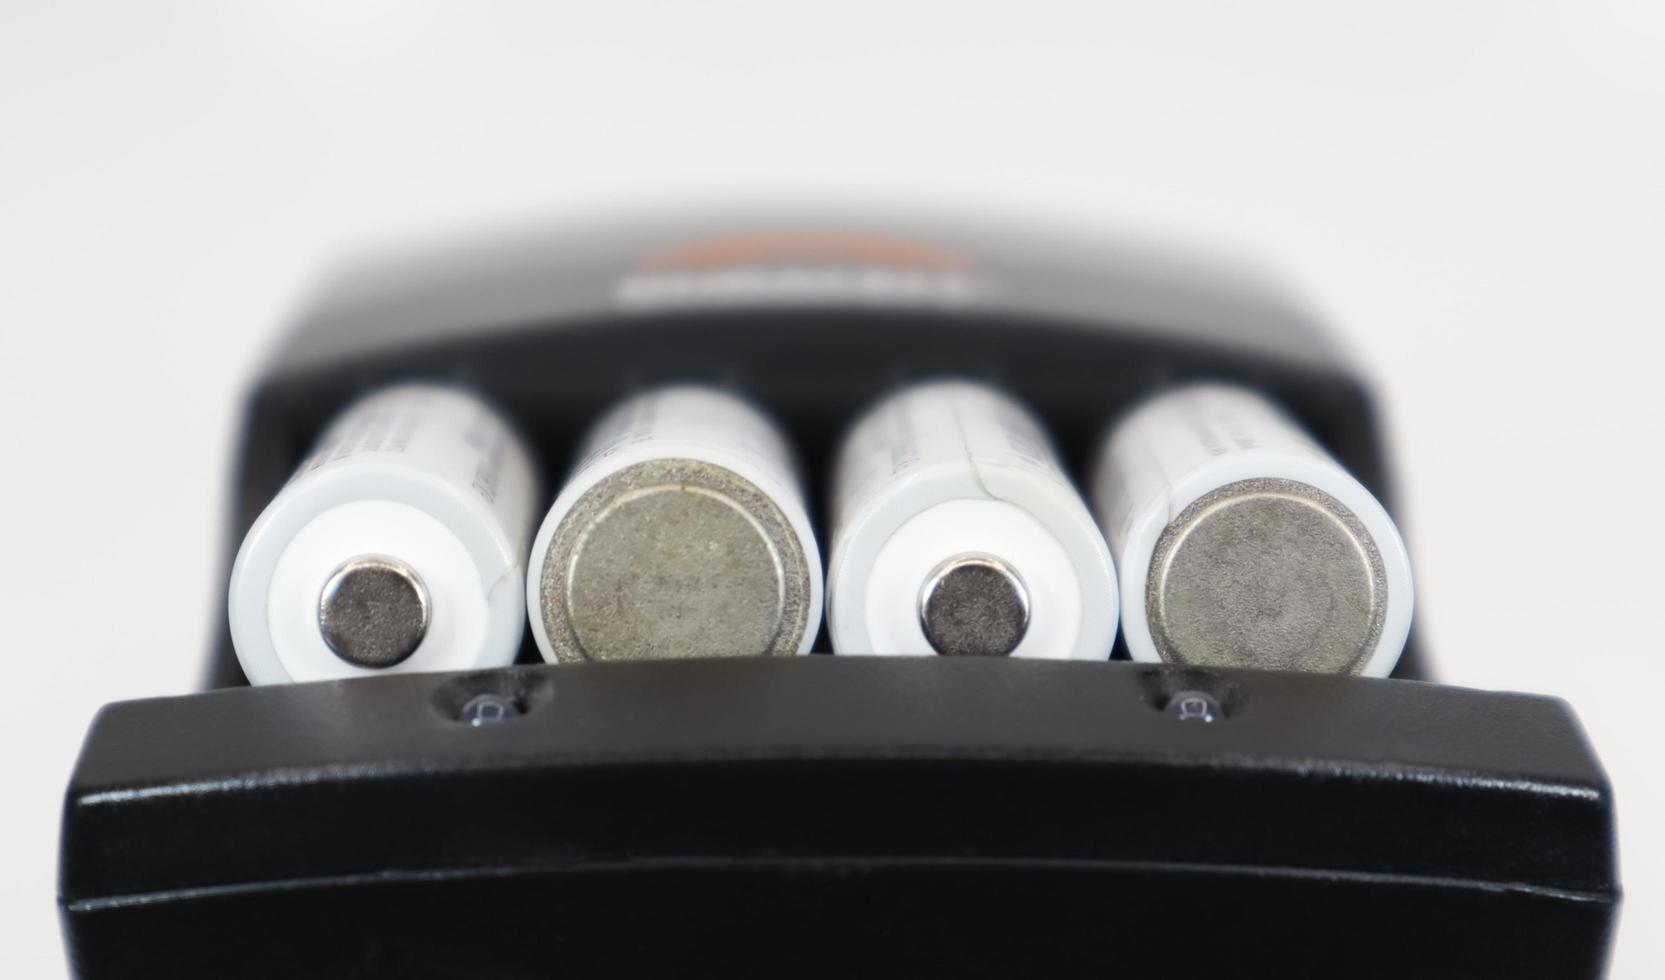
left=62, top=658, right=1616, bottom=978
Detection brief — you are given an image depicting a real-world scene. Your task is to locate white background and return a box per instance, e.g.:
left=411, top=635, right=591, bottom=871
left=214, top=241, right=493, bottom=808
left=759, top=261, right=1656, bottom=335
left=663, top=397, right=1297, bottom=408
left=2, top=1, right=1661, bottom=975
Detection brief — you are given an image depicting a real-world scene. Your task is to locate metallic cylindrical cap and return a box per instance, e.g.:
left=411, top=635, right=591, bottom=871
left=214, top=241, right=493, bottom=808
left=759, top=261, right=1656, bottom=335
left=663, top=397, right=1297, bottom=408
left=537, top=458, right=813, bottom=662
left=919, top=554, right=1031, bottom=657
left=1146, top=478, right=1388, bottom=673
left=318, top=555, right=431, bottom=668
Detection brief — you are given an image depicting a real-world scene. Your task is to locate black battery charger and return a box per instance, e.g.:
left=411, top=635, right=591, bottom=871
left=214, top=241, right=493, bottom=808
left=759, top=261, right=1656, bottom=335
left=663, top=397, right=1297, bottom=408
left=59, top=209, right=1619, bottom=978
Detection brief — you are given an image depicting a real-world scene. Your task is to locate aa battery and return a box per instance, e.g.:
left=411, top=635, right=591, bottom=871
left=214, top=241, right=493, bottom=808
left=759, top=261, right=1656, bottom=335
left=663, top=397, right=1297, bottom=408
left=228, top=383, right=541, bottom=685
left=1092, top=383, right=1414, bottom=676
left=827, top=380, right=1118, bottom=659
left=527, top=385, right=821, bottom=662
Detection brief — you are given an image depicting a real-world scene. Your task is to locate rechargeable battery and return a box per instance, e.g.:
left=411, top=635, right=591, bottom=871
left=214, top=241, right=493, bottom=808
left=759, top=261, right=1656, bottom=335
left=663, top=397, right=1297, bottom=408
left=228, top=383, right=541, bottom=684
left=827, top=380, right=1118, bottom=659
left=527, top=384, right=821, bottom=662
left=1092, top=383, right=1413, bottom=675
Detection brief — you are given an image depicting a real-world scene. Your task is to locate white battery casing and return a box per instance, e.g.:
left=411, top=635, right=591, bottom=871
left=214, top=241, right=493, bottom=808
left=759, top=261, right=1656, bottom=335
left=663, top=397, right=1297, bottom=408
left=526, top=384, right=823, bottom=661
left=1092, top=382, right=1414, bottom=677
left=228, top=384, right=540, bottom=685
left=827, top=380, right=1119, bottom=659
